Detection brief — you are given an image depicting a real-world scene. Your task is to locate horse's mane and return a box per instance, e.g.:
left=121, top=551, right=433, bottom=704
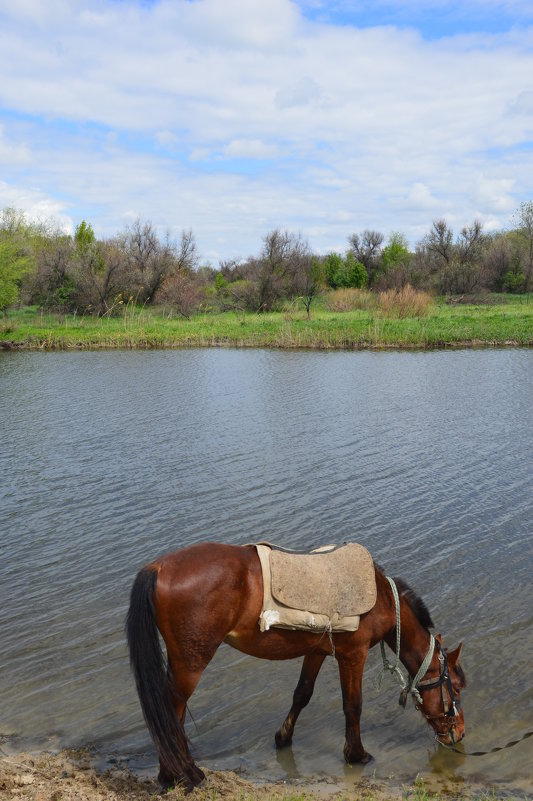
left=393, top=577, right=434, bottom=630
left=375, top=564, right=434, bottom=630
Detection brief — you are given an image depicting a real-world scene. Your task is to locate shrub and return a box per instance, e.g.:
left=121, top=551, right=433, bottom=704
left=324, top=287, right=374, bottom=312
left=376, top=285, right=433, bottom=318
left=502, top=270, right=526, bottom=293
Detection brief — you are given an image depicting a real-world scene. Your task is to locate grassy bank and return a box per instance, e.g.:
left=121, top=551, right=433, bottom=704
left=1, top=296, right=532, bottom=351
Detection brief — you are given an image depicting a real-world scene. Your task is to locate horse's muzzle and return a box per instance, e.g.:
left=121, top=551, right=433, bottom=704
left=438, top=716, right=465, bottom=746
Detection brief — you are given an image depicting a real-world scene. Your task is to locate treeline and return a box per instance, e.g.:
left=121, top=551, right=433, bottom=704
left=1, top=202, right=532, bottom=317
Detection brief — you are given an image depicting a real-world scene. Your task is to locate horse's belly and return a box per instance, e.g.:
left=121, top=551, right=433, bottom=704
left=224, top=626, right=333, bottom=660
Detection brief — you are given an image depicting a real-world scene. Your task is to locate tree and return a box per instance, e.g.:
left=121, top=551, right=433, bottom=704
left=120, top=221, right=199, bottom=304
left=348, top=230, right=384, bottom=285
left=251, top=229, right=311, bottom=311
left=70, top=239, right=125, bottom=315
left=511, top=201, right=533, bottom=290
left=0, top=208, right=34, bottom=313
left=0, top=239, right=31, bottom=313
left=481, top=233, right=513, bottom=291
left=324, top=252, right=367, bottom=289
left=381, top=232, right=410, bottom=272
left=324, top=253, right=344, bottom=288
left=294, top=256, right=324, bottom=318
left=157, top=271, right=204, bottom=318
left=417, top=218, right=485, bottom=295
left=425, top=219, right=453, bottom=266
left=74, top=220, right=96, bottom=255
left=31, top=236, right=75, bottom=310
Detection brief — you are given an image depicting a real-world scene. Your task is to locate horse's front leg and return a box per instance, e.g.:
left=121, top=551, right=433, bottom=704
left=336, top=650, right=372, bottom=764
left=275, top=652, right=326, bottom=748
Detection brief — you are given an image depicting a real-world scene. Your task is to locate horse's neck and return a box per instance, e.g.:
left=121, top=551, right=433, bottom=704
left=384, top=590, right=433, bottom=679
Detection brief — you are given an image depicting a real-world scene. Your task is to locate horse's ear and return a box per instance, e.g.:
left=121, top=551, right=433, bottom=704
left=447, top=642, right=466, bottom=687
left=436, top=633, right=443, bottom=645
left=448, top=642, right=463, bottom=666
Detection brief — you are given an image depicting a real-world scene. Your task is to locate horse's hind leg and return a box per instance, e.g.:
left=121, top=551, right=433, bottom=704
left=158, top=635, right=221, bottom=790
left=275, top=653, right=326, bottom=748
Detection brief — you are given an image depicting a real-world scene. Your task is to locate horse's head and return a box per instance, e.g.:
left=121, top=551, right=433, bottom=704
left=415, top=637, right=466, bottom=745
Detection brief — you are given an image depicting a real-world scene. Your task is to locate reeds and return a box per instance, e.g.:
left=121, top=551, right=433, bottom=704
left=325, top=288, right=374, bottom=312
left=377, top=285, right=434, bottom=318
left=325, top=286, right=433, bottom=318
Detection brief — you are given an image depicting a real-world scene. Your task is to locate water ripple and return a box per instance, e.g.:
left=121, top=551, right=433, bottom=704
left=1, top=349, right=532, bottom=792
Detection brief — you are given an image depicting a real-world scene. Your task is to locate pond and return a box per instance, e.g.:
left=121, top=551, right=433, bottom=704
left=1, top=348, right=532, bottom=795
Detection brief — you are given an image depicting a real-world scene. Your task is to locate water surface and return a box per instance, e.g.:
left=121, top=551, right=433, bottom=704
left=1, top=349, right=532, bottom=795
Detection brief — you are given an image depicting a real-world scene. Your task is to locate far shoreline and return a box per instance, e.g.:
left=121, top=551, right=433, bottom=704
left=1, top=338, right=533, bottom=352
left=1, top=297, right=533, bottom=353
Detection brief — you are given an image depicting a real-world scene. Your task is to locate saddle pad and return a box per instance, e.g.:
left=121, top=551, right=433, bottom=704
left=256, top=542, right=377, bottom=633
left=271, top=542, right=376, bottom=617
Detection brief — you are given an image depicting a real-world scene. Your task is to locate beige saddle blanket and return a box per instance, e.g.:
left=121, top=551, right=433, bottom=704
left=256, top=542, right=377, bottom=633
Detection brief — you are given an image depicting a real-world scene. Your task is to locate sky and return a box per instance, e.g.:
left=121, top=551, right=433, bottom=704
left=0, top=0, right=532, bottom=263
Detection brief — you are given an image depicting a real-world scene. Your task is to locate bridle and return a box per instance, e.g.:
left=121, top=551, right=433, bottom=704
left=377, top=576, right=461, bottom=744
left=404, top=639, right=462, bottom=742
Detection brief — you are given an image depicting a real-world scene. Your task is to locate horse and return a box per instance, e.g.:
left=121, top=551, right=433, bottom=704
left=126, top=542, right=466, bottom=791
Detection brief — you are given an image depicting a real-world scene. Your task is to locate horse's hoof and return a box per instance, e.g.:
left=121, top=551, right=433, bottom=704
left=275, top=729, right=292, bottom=749
left=157, top=768, right=205, bottom=794
left=343, top=747, right=373, bottom=765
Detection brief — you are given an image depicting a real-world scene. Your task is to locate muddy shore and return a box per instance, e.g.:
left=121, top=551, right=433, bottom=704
left=1, top=747, right=517, bottom=801
left=0, top=747, right=430, bottom=801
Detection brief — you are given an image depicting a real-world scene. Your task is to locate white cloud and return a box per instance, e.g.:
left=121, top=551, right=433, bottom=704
left=223, top=139, right=280, bottom=159
left=0, top=125, right=32, bottom=165
left=0, top=181, right=73, bottom=234
left=275, top=77, right=321, bottom=109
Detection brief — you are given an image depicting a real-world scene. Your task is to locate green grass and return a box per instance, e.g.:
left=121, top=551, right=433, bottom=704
left=1, top=296, right=532, bottom=351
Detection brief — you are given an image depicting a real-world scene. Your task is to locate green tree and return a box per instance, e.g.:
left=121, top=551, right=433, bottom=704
left=74, top=220, right=96, bottom=255
left=343, top=252, right=368, bottom=288
left=324, top=252, right=367, bottom=288
left=381, top=232, right=410, bottom=272
left=0, top=208, right=35, bottom=313
left=0, top=239, right=30, bottom=313
left=324, top=252, right=344, bottom=288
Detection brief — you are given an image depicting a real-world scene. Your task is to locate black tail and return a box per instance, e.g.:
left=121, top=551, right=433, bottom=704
left=126, top=566, right=203, bottom=789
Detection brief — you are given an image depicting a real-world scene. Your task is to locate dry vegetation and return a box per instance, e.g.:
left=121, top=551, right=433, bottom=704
left=324, top=287, right=434, bottom=318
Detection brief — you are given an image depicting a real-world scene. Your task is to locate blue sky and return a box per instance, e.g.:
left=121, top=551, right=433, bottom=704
left=297, top=1, right=532, bottom=37
left=0, top=0, right=532, bottom=262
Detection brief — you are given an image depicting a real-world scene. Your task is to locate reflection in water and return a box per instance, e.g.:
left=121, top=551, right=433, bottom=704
left=0, top=348, right=532, bottom=795
left=427, top=744, right=467, bottom=779
left=275, top=747, right=301, bottom=779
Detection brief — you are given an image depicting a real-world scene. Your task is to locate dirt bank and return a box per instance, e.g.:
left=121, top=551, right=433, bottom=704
left=0, top=748, right=404, bottom=801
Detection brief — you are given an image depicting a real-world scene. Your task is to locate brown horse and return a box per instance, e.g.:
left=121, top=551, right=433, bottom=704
left=126, top=542, right=466, bottom=790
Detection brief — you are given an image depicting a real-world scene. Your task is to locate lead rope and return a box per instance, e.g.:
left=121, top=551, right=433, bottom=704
left=375, top=576, right=405, bottom=691
left=437, top=729, right=533, bottom=756
left=375, top=576, right=435, bottom=707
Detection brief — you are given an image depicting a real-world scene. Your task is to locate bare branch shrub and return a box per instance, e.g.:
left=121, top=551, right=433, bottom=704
left=156, top=271, right=205, bottom=318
